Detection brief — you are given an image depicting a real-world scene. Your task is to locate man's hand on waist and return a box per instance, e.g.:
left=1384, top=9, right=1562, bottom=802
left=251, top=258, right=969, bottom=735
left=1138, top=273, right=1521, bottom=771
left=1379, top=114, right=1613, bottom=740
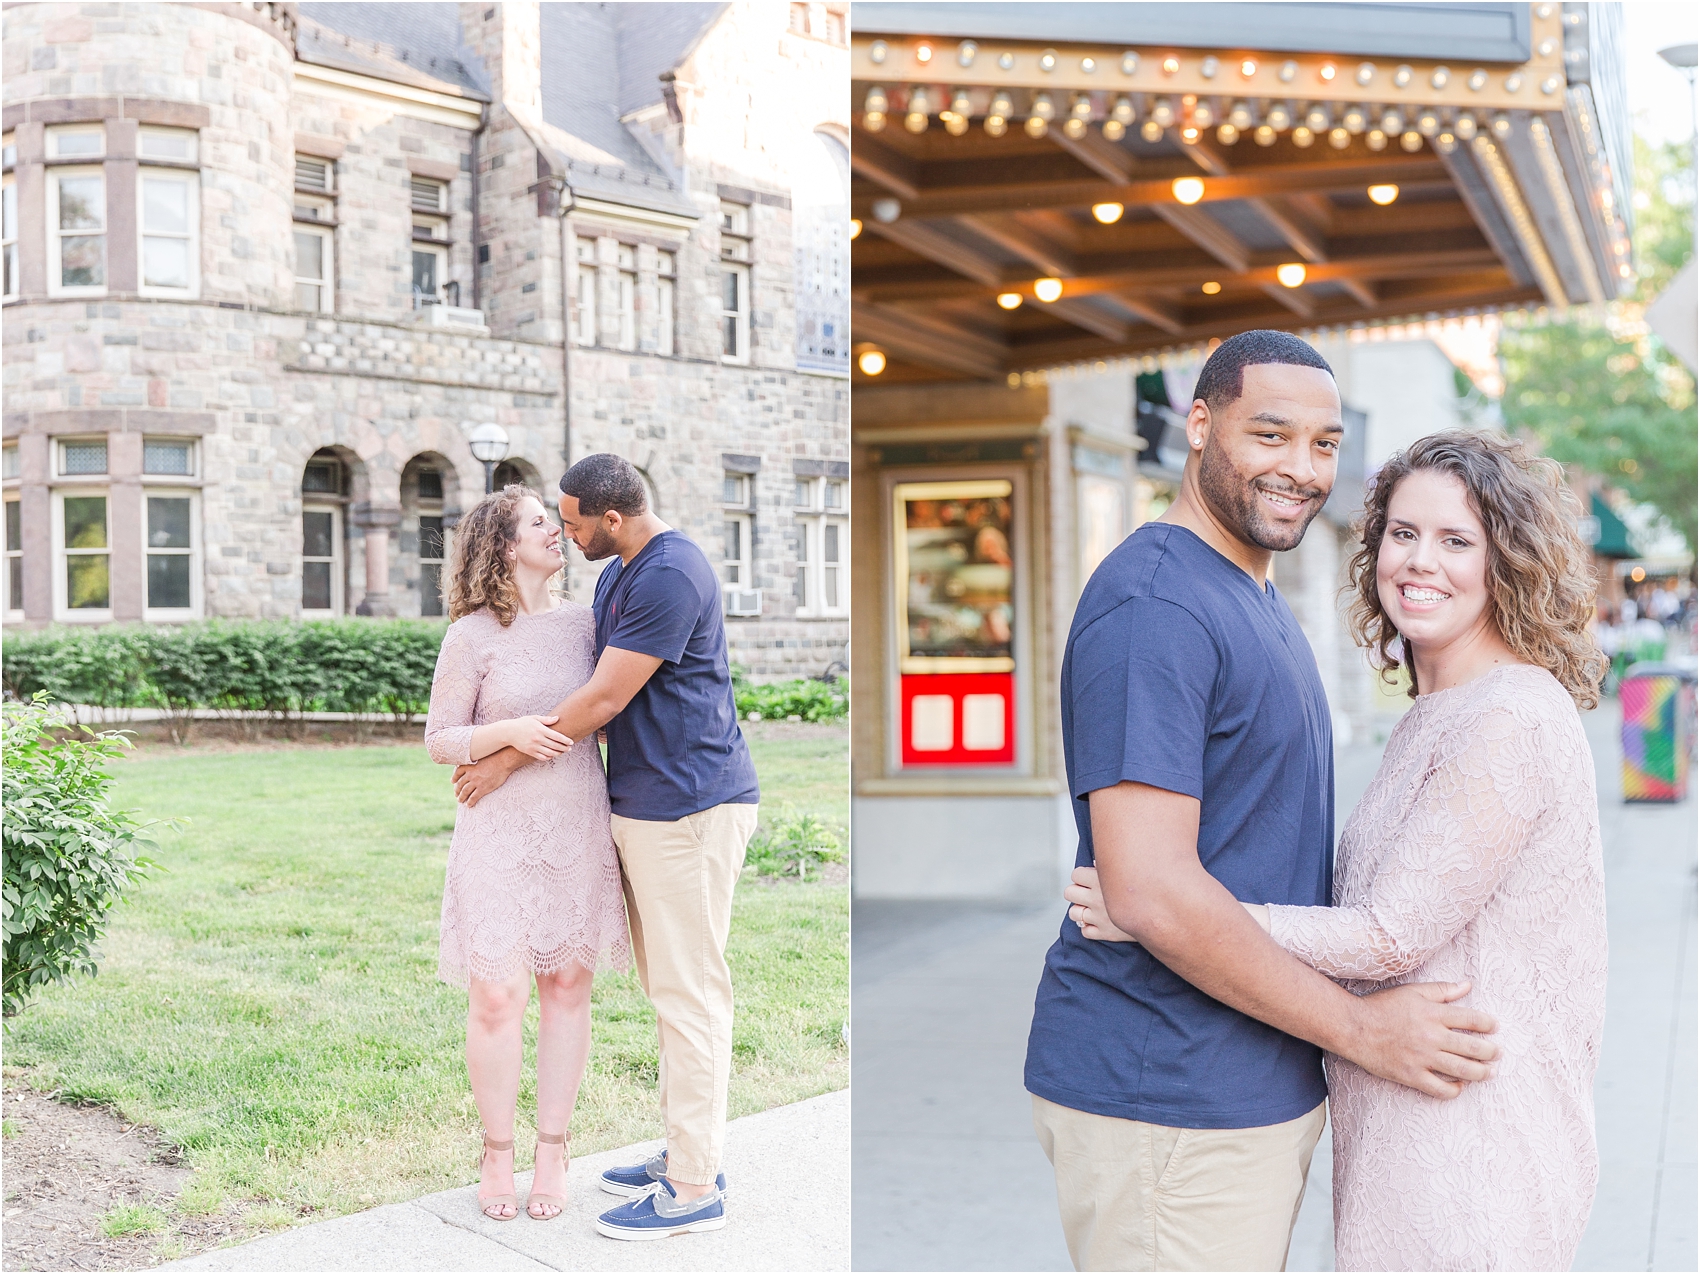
left=452, top=746, right=530, bottom=806
left=1337, top=980, right=1499, bottom=1100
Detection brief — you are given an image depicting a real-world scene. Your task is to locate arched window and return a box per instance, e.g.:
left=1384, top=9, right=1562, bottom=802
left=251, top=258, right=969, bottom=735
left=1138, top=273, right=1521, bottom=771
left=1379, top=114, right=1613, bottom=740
left=301, top=450, right=348, bottom=615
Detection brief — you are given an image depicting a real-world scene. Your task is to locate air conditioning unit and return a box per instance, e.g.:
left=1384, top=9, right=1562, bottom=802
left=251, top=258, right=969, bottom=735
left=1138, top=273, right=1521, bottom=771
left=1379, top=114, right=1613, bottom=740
left=724, top=587, right=763, bottom=617
left=416, top=304, right=488, bottom=331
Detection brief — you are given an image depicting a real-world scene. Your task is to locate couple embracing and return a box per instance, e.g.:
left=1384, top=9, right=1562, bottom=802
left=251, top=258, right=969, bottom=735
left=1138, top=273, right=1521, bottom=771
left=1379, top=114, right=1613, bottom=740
left=1027, top=331, right=1608, bottom=1271
left=423, top=452, right=757, bottom=1240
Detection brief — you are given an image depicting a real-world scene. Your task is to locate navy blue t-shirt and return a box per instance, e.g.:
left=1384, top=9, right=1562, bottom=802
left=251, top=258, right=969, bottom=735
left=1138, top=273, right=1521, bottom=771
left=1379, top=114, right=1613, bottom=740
left=591, top=530, right=759, bottom=821
left=1024, top=523, right=1333, bottom=1130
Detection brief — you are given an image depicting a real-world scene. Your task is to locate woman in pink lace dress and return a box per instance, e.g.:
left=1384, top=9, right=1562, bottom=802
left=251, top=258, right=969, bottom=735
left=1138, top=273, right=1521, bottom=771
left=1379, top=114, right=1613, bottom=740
left=1072, top=433, right=1608, bottom=1270
left=424, top=485, right=629, bottom=1223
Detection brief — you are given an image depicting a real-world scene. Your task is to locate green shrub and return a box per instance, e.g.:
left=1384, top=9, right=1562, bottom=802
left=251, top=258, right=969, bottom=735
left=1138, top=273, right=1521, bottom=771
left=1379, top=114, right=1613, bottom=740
left=744, top=805, right=843, bottom=880
left=1, top=619, right=448, bottom=733
left=1, top=695, right=161, bottom=1017
left=735, top=676, right=848, bottom=723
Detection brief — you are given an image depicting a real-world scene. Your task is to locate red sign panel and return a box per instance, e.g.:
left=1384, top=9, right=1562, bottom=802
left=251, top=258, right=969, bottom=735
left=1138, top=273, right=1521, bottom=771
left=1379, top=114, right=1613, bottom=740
left=899, top=671, right=1016, bottom=767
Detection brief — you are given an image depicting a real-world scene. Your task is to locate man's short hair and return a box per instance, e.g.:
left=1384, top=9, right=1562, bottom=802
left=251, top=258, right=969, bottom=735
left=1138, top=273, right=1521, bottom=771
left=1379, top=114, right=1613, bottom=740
left=1192, top=330, right=1334, bottom=415
left=559, top=453, right=649, bottom=517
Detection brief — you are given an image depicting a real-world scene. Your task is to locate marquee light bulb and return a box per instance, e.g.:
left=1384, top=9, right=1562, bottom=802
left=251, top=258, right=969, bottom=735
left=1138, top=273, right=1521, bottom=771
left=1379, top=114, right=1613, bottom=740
left=1171, top=177, right=1205, bottom=204
left=1034, top=277, right=1064, bottom=302
left=1367, top=184, right=1400, bottom=205
left=997, top=292, right=1023, bottom=309
left=858, top=349, right=886, bottom=375
left=1276, top=262, right=1307, bottom=287
left=1092, top=202, right=1125, bottom=224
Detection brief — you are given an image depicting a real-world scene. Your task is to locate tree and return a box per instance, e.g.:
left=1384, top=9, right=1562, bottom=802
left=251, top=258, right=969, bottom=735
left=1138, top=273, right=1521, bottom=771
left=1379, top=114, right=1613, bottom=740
left=1498, top=132, right=1697, bottom=549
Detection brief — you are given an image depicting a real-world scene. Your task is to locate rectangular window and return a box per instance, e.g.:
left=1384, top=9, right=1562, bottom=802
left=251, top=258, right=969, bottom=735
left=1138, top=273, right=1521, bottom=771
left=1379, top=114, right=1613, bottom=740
left=574, top=239, right=597, bottom=346
left=722, top=512, right=751, bottom=586
left=55, top=491, right=111, bottom=619
left=59, top=438, right=108, bottom=475
left=721, top=263, right=749, bottom=363
left=49, top=169, right=105, bottom=294
left=722, top=473, right=749, bottom=506
left=138, top=168, right=197, bottom=295
left=418, top=469, right=444, bottom=500
left=294, top=224, right=333, bottom=311
left=302, top=460, right=341, bottom=494
left=617, top=243, right=636, bottom=351
left=824, top=478, right=845, bottom=510
left=47, top=125, right=104, bottom=159
left=657, top=250, right=676, bottom=356
left=295, top=155, right=333, bottom=192
left=412, top=241, right=447, bottom=307
left=143, top=438, right=194, bottom=476
left=794, top=506, right=848, bottom=618
left=294, top=192, right=333, bottom=223
left=139, top=127, right=197, bottom=163
left=144, top=493, right=197, bottom=616
left=5, top=497, right=22, bottom=614
left=302, top=505, right=342, bottom=614
left=795, top=477, right=814, bottom=508
left=419, top=514, right=445, bottom=618
left=2, top=443, right=17, bottom=479
left=410, top=176, right=445, bottom=213
left=2, top=131, right=14, bottom=169
left=821, top=519, right=843, bottom=611
left=2, top=177, right=16, bottom=300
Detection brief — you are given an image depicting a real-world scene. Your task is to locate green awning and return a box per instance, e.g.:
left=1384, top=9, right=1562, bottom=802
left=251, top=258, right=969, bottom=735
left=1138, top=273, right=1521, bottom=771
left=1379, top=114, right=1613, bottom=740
left=1591, top=493, right=1638, bottom=559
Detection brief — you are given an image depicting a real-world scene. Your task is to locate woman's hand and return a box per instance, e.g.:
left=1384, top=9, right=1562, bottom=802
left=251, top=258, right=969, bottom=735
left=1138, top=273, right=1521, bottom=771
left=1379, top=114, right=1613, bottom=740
left=1064, top=865, right=1139, bottom=942
left=503, top=714, right=574, bottom=762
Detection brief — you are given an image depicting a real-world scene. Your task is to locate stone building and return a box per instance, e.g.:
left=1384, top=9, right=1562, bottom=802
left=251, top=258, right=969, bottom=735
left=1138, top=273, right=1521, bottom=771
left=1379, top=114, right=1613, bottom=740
left=2, top=1, right=850, bottom=679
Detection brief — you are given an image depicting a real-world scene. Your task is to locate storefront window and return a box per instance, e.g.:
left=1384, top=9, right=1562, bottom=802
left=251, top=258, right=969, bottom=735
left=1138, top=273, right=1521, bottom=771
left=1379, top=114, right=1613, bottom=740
left=893, top=480, right=1015, bottom=673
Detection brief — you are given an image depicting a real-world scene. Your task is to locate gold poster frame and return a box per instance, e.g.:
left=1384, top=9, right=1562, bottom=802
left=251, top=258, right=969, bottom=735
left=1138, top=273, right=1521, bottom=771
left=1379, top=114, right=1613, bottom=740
left=892, top=479, right=1017, bottom=674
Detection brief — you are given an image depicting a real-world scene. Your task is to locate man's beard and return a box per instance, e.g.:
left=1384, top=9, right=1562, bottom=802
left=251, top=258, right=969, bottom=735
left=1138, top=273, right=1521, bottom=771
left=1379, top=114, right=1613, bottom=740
left=1196, top=435, right=1326, bottom=552
left=577, top=524, right=619, bottom=561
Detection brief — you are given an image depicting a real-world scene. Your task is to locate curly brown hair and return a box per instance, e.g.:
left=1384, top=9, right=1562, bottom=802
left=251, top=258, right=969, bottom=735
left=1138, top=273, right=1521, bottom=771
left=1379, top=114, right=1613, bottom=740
left=445, top=484, right=549, bottom=626
left=1346, top=430, right=1606, bottom=709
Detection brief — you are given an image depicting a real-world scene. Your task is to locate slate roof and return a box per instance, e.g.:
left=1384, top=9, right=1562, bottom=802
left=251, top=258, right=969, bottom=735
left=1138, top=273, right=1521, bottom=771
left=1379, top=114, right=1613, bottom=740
left=299, top=3, right=721, bottom=217
left=296, top=3, right=491, bottom=99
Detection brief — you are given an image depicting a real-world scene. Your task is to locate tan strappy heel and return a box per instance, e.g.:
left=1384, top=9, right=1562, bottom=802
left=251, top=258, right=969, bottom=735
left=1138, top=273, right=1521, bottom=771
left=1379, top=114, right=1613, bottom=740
left=477, top=1135, right=519, bottom=1221
left=526, top=1131, right=569, bottom=1221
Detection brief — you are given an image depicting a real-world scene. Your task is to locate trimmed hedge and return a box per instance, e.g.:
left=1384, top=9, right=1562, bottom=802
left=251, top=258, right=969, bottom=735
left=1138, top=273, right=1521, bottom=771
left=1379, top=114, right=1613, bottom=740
left=3, top=621, right=849, bottom=727
left=1, top=620, right=447, bottom=728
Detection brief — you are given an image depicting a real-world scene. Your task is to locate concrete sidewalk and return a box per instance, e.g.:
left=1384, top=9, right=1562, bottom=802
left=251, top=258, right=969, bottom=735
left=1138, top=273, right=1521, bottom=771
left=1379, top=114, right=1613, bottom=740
left=851, top=705, right=1697, bottom=1271
left=163, top=1090, right=846, bottom=1273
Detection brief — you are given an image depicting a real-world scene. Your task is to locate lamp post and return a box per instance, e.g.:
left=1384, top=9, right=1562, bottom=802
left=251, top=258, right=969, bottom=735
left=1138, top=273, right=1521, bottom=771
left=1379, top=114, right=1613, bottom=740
left=468, top=422, right=510, bottom=493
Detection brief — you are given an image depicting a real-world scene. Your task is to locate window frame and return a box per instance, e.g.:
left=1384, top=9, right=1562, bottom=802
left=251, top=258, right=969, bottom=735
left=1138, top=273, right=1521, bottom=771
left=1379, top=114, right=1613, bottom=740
left=46, top=124, right=105, bottom=160
left=301, top=502, right=344, bottom=617
left=293, top=221, right=335, bottom=313
left=58, top=437, right=109, bottom=477
left=657, top=249, right=676, bottom=356
left=137, top=127, right=198, bottom=165
left=720, top=262, right=750, bottom=364
left=141, top=488, right=202, bottom=621
left=136, top=166, right=199, bottom=298
left=721, top=510, right=753, bottom=589
left=412, top=239, right=449, bottom=308
left=47, top=165, right=108, bottom=298
left=409, top=175, right=446, bottom=214
left=573, top=239, right=598, bottom=346
left=417, top=512, right=446, bottom=618
left=141, top=435, right=197, bottom=478
left=295, top=154, right=334, bottom=194
left=51, top=488, right=113, bottom=623
left=793, top=476, right=848, bottom=618
left=2, top=174, right=16, bottom=301
left=616, top=243, right=637, bottom=352
left=4, top=494, right=22, bottom=619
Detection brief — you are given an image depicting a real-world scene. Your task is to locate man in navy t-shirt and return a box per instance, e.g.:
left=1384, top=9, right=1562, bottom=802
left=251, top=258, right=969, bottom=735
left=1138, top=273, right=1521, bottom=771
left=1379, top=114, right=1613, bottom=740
left=1024, top=332, right=1500, bottom=1271
left=453, top=453, right=757, bottom=1241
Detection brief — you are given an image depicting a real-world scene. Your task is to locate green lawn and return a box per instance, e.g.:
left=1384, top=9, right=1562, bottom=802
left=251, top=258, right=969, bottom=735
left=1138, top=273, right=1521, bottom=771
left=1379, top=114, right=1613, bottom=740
left=4, top=723, right=846, bottom=1221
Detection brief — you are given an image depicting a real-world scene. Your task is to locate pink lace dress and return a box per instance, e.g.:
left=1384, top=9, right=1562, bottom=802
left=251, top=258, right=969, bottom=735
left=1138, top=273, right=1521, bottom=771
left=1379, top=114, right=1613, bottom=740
left=1267, top=665, right=1607, bottom=1271
left=425, top=604, right=629, bottom=987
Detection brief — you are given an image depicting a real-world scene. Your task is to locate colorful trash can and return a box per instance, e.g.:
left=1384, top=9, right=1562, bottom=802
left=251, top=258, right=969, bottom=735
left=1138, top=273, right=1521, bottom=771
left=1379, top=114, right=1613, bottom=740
left=1620, top=663, right=1696, bottom=802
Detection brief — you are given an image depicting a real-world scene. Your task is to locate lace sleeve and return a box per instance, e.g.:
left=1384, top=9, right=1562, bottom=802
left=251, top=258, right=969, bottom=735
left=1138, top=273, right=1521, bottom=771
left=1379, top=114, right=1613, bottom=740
left=424, top=619, right=484, bottom=765
left=1266, top=703, right=1543, bottom=981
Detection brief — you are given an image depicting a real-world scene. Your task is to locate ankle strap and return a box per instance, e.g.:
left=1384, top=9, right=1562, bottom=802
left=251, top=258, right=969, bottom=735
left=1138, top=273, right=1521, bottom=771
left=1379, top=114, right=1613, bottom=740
left=536, top=1131, right=569, bottom=1145
left=483, top=1136, right=515, bottom=1151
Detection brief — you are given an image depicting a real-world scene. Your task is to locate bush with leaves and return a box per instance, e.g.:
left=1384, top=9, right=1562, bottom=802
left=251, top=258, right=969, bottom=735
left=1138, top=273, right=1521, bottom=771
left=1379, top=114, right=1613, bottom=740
left=743, top=805, right=843, bottom=880
left=735, top=676, right=848, bottom=723
left=1, top=695, right=161, bottom=1017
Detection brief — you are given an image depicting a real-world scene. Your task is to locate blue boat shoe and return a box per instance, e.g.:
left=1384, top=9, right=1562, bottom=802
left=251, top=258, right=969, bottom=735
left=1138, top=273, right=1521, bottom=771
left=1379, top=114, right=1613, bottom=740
left=595, top=1178, right=726, bottom=1240
left=599, top=1149, right=727, bottom=1198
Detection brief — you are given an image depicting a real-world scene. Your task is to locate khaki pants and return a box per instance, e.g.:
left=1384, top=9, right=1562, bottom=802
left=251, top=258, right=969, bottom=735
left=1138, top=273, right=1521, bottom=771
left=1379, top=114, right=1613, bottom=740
left=1032, top=1093, right=1325, bottom=1272
left=611, top=802, right=758, bottom=1187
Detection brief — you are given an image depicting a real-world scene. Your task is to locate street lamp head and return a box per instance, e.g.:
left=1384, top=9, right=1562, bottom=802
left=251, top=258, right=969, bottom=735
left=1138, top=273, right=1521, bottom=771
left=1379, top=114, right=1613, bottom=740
left=467, top=422, right=510, bottom=465
left=1658, top=43, right=1698, bottom=70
